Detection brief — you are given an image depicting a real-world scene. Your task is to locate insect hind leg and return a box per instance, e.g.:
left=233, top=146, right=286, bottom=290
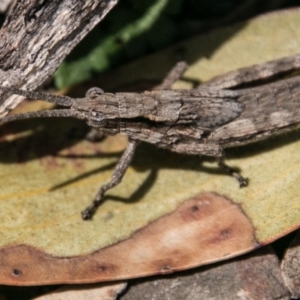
left=217, top=157, right=248, bottom=187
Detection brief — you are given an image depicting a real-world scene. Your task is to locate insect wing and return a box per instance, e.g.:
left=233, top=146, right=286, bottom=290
left=181, top=97, right=244, bottom=129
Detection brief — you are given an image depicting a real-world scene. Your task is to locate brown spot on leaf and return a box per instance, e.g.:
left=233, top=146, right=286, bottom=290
left=220, top=229, right=232, bottom=239
left=0, top=193, right=258, bottom=285
left=97, top=266, right=106, bottom=273
left=12, top=269, right=22, bottom=277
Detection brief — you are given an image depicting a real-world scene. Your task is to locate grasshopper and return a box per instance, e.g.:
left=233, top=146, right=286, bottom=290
left=1, top=55, right=300, bottom=219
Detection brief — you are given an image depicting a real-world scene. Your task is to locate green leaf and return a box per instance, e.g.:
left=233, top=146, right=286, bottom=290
left=54, top=0, right=170, bottom=89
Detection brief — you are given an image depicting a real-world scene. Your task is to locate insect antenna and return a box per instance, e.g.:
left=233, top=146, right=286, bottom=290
left=0, top=86, right=73, bottom=107
left=1, top=109, right=86, bottom=124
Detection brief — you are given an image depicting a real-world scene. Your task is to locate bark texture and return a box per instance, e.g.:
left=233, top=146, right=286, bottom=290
left=0, top=0, right=119, bottom=116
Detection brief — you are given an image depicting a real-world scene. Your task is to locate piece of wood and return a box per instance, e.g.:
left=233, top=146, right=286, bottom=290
left=0, top=0, right=119, bottom=117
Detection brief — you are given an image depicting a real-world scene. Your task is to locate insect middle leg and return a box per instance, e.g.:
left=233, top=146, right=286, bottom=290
left=81, top=139, right=139, bottom=220
left=158, top=61, right=188, bottom=90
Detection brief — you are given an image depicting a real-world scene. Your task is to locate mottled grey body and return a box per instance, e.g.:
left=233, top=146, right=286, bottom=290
left=1, top=55, right=300, bottom=219
left=80, top=89, right=244, bottom=157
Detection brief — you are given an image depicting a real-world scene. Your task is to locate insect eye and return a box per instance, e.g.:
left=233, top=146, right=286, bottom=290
left=88, top=111, right=107, bottom=127
left=86, top=87, right=104, bottom=98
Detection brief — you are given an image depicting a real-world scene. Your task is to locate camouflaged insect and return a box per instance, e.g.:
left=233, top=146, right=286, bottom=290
left=1, top=55, right=300, bottom=219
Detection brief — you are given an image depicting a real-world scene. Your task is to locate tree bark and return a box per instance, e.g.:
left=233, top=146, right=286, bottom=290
left=0, top=0, right=119, bottom=116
